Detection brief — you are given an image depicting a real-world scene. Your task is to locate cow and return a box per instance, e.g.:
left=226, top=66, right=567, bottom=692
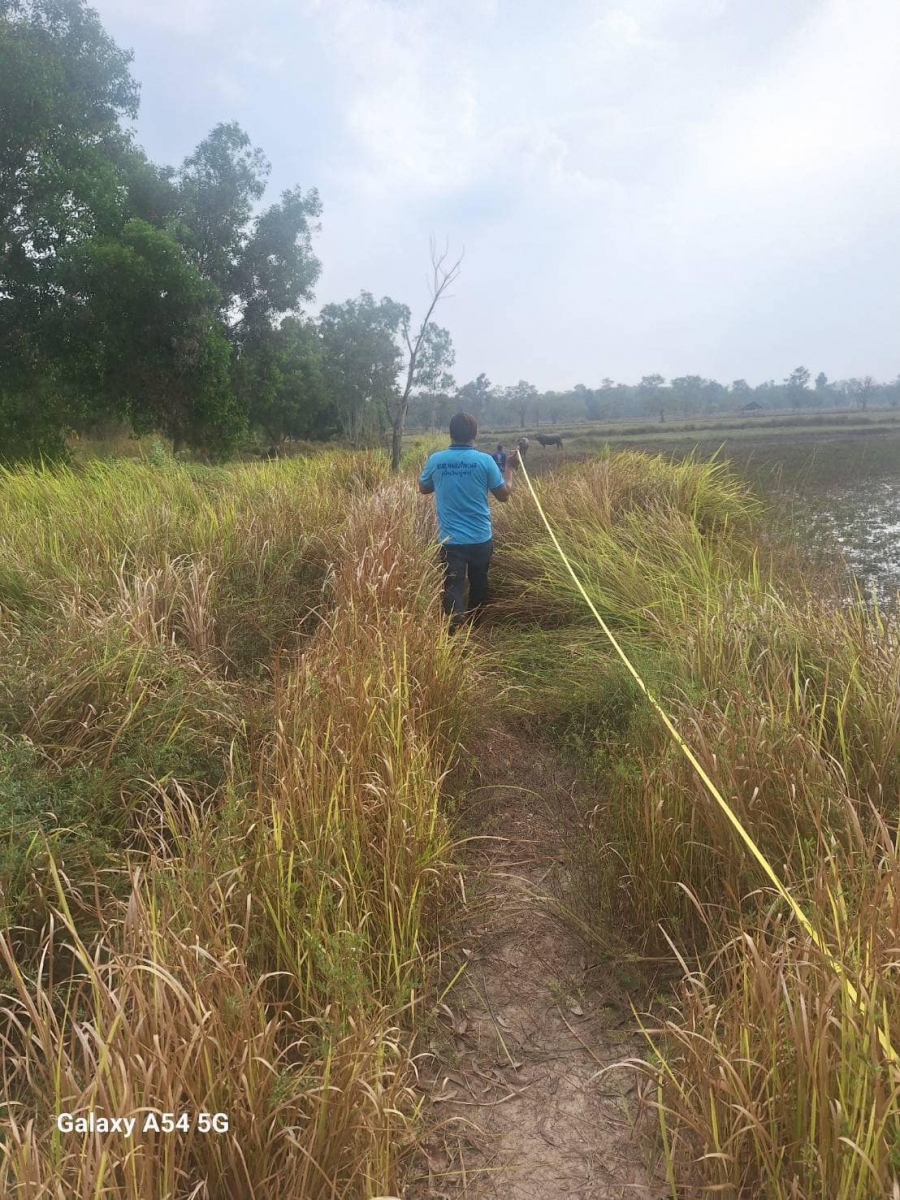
left=515, top=437, right=529, bottom=464
left=536, top=433, right=563, bottom=449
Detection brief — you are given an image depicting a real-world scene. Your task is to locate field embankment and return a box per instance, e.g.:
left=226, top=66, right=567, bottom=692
left=3, top=447, right=900, bottom=1198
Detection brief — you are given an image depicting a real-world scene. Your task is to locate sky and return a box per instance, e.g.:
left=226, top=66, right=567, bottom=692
left=91, top=0, right=900, bottom=390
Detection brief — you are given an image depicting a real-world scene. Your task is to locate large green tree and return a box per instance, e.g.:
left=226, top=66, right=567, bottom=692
left=56, top=219, right=241, bottom=453
left=0, top=0, right=141, bottom=458
left=0, top=1, right=325, bottom=460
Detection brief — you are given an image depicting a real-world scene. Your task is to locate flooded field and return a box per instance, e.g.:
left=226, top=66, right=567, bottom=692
left=784, top=476, right=900, bottom=599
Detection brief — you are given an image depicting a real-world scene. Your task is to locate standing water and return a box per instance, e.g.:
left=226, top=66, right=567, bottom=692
left=785, top=476, right=900, bottom=600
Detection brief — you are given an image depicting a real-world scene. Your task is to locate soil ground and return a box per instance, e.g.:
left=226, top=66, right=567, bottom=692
left=409, top=723, right=668, bottom=1200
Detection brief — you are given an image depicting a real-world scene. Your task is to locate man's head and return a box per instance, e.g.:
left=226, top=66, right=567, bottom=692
left=449, top=412, right=478, bottom=445
left=496, top=443, right=503, bottom=452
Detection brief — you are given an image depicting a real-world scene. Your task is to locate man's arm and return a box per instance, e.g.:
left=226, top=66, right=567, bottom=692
left=418, top=457, right=435, bottom=495
left=490, top=448, right=518, bottom=502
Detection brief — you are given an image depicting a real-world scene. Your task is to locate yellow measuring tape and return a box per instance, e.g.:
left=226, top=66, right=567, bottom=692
left=516, top=455, right=900, bottom=1071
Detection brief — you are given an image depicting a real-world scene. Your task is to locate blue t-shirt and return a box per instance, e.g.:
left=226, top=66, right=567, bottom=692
left=419, top=445, right=505, bottom=544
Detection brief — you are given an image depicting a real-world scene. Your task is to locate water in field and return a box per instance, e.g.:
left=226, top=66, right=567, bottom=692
left=787, top=477, right=900, bottom=599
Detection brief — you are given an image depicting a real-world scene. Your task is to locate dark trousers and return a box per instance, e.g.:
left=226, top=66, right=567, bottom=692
left=439, top=539, right=494, bottom=629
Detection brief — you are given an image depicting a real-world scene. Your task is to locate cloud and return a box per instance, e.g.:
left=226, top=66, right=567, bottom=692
left=595, top=7, right=652, bottom=48
left=306, top=0, right=635, bottom=210
left=99, top=0, right=216, bottom=36
left=668, top=0, right=900, bottom=272
left=90, top=0, right=900, bottom=386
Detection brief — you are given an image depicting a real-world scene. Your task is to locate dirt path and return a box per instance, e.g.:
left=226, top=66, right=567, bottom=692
left=411, top=725, right=667, bottom=1200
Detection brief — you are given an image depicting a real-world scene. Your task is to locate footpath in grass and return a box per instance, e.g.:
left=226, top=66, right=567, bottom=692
left=411, top=717, right=666, bottom=1199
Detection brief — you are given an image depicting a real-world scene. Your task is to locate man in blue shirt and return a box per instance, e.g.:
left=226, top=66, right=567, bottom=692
left=418, top=412, right=518, bottom=630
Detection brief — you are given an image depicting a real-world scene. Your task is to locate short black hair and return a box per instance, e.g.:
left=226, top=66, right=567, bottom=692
left=496, top=443, right=503, bottom=451
left=449, top=412, right=478, bottom=444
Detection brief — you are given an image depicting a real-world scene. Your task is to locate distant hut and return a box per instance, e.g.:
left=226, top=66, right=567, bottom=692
left=740, top=400, right=763, bottom=414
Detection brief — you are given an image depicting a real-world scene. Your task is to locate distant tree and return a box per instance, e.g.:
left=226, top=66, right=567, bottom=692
left=543, top=391, right=564, bottom=426
left=456, top=373, right=492, bottom=423
left=409, top=389, right=455, bottom=434
left=639, top=374, right=668, bottom=422
left=596, top=378, right=622, bottom=419
left=504, top=380, right=539, bottom=428
left=670, top=375, right=705, bottom=418
left=319, top=293, right=405, bottom=444
left=839, top=376, right=877, bottom=411
left=859, top=375, right=876, bottom=411
left=815, top=371, right=828, bottom=391
left=785, top=365, right=811, bottom=410
left=787, top=366, right=811, bottom=389
left=430, top=390, right=455, bottom=433
left=572, top=383, right=601, bottom=421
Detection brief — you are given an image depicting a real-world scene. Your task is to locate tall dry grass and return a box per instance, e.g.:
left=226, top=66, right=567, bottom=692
left=0, top=456, right=472, bottom=1198
left=488, top=450, right=900, bottom=1196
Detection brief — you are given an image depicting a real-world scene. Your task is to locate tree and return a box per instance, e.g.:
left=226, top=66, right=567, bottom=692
left=574, top=383, right=603, bottom=421
left=0, top=0, right=330, bottom=461
left=504, top=380, right=539, bottom=429
left=173, top=122, right=322, bottom=336
left=319, top=293, right=405, bottom=444
left=858, top=375, right=875, bottom=411
left=0, top=0, right=139, bottom=269
left=407, top=389, right=455, bottom=434
left=670, top=375, right=705, bottom=419
left=639, top=374, right=668, bottom=422
left=0, top=0, right=141, bottom=457
left=236, top=317, right=335, bottom=446
left=386, top=241, right=460, bottom=471
left=456, top=373, right=492, bottom=423
left=785, top=365, right=811, bottom=410
left=56, top=219, right=242, bottom=454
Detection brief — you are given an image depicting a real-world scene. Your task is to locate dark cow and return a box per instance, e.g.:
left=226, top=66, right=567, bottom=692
left=516, top=436, right=529, bottom=463
left=536, top=433, right=563, bottom=449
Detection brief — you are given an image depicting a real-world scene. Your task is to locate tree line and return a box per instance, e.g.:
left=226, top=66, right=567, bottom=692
left=2, top=2, right=897, bottom=468
left=406, top=368, right=900, bottom=433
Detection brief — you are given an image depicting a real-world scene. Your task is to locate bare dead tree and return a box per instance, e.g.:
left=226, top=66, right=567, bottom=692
left=387, top=238, right=463, bottom=472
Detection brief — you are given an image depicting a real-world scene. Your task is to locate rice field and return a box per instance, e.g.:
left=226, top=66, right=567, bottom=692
left=2, top=446, right=900, bottom=1197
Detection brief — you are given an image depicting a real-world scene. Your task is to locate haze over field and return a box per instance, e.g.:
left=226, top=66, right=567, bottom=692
left=89, top=0, right=900, bottom=389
